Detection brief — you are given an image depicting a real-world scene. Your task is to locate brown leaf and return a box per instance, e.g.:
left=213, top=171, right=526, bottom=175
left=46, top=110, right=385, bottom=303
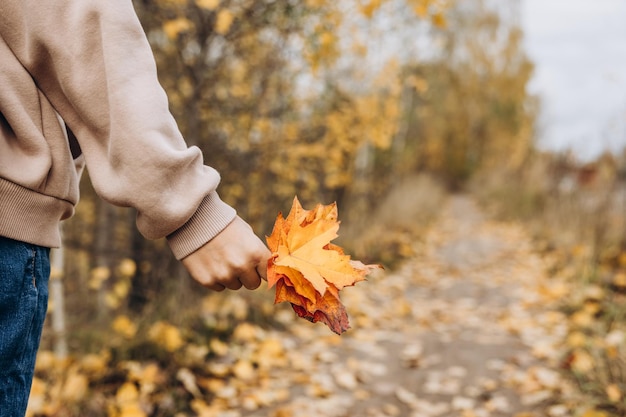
left=275, top=278, right=350, bottom=335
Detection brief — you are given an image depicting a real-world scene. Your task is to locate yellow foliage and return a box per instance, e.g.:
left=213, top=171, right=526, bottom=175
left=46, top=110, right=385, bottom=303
left=116, top=382, right=140, bottom=405
left=406, top=74, right=429, bottom=93
left=176, top=76, right=194, bottom=101
left=583, top=285, right=605, bottom=301
left=26, top=378, right=47, bottom=416
left=232, top=322, right=261, bottom=342
left=566, top=331, right=587, bottom=348
left=258, top=338, right=284, bottom=356
left=34, top=350, right=59, bottom=373
left=190, top=399, right=219, bottom=417
left=124, top=362, right=164, bottom=396
left=537, top=281, right=569, bottom=301
left=50, top=265, right=63, bottom=280
left=606, top=384, right=622, bottom=402
left=163, top=17, right=193, bottom=40
left=317, top=84, right=399, bottom=159
left=253, top=338, right=287, bottom=370
left=360, top=0, right=383, bottom=18
left=148, top=321, right=184, bottom=352
left=583, top=301, right=601, bottom=316
left=570, top=349, right=594, bottom=373
left=118, top=404, right=147, bottom=417
left=230, top=82, right=251, bottom=99
left=209, top=338, right=230, bottom=356
left=61, top=368, right=89, bottom=403
left=306, top=0, right=328, bottom=7
left=571, top=243, right=590, bottom=258
left=232, top=359, right=256, bottom=381
left=215, top=9, right=234, bottom=35
left=605, top=345, right=619, bottom=359
left=105, top=292, right=122, bottom=309
left=431, top=11, right=446, bottom=28
left=80, top=352, right=110, bottom=375
left=612, top=272, right=626, bottom=287
left=570, top=310, right=594, bottom=328
left=351, top=41, right=368, bottom=57
left=305, top=23, right=340, bottom=72
left=111, top=382, right=147, bottom=417
left=581, top=410, right=609, bottom=417
left=117, top=258, right=137, bottom=278
left=319, top=31, right=336, bottom=55
left=89, top=266, right=111, bottom=290
left=195, top=0, right=219, bottom=10
left=112, top=315, right=138, bottom=339
left=113, top=280, right=131, bottom=299
left=410, top=0, right=432, bottom=17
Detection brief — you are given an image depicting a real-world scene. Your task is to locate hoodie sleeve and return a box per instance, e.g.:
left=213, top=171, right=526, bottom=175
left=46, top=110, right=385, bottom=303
left=0, top=0, right=236, bottom=259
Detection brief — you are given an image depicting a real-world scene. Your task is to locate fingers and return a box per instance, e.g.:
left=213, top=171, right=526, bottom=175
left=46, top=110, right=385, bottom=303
left=193, top=265, right=262, bottom=292
left=222, top=277, right=243, bottom=291
left=211, top=244, right=268, bottom=290
left=180, top=215, right=272, bottom=292
left=191, top=262, right=263, bottom=291
left=195, top=270, right=242, bottom=291
left=256, top=250, right=270, bottom=282
left=206, top=282, right=226, bottom=292
left=239, top=268, right=262, bottom=290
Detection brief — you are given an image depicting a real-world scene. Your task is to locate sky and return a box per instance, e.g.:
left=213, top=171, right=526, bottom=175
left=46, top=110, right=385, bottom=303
left=521, top=0, right=626, bottom=161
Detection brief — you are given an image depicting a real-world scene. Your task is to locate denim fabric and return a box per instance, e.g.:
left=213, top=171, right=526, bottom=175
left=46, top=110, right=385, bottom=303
left=0, top=237, right=50, bottom=417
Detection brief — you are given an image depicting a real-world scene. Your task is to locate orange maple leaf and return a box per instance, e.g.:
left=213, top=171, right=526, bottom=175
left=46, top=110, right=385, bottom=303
left=266, top=197, right=381, bottom=334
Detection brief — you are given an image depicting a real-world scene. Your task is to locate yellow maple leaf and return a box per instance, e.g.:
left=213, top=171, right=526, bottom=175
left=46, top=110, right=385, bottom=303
left=267, top=197, right=380, bottom=334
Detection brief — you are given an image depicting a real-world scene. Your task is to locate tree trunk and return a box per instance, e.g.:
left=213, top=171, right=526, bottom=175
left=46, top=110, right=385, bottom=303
left=50, top=245, right=68, bottom=359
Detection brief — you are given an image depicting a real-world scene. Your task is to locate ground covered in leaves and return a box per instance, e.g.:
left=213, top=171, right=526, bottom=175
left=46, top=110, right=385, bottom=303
left=29, top=196, right=609, bottom=417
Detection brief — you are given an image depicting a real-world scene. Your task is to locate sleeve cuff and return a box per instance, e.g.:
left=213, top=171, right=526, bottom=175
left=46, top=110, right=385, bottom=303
left=166, top=191, right=237, bottom=260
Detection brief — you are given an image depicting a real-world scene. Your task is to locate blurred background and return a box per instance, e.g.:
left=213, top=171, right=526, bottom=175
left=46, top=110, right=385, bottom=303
left=31, top=0, right=626, bottom=416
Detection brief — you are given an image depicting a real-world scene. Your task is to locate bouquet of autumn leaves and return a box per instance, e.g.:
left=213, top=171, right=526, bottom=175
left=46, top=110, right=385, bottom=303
left=266, top=197, right=381, bottom=335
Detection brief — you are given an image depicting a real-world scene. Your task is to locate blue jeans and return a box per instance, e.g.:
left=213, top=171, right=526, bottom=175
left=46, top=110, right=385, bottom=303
left=0, top=237, right=50, bottom=417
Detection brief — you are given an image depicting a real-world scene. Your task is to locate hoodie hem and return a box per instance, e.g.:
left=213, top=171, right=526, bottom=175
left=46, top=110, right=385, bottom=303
left=0, top=178, right=72, bottom=248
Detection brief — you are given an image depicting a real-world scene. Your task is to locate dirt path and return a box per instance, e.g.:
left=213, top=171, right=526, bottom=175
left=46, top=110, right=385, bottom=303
left=242, top=195, right=574, bottom=417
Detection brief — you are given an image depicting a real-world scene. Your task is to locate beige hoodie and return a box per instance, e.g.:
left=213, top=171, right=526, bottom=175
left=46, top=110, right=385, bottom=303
left=0, top=0, right=236, bottom=259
